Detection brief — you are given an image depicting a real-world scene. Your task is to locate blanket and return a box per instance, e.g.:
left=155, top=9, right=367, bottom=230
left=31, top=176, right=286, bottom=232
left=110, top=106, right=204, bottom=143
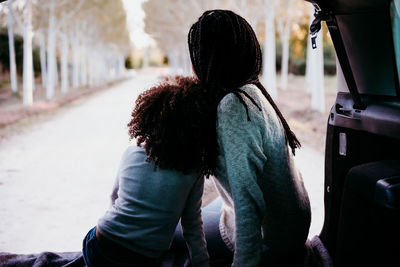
left=0, top=252, right=84, bottom=267
left=0, top=236, right=331, bottom=267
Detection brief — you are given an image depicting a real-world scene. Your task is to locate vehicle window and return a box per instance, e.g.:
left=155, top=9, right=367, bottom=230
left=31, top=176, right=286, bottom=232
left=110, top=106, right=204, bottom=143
left=393, top=0, right=400, bottom=84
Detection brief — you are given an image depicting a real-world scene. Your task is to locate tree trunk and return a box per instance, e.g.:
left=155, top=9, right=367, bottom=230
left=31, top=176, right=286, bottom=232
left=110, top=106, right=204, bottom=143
left=80, top=44, right=87, bottom=87
left=305, top=34, right=313, bottom=94
left=305, top=5, right=314, bottom=94
left=311, top=31, right=325, bottom=112
left=184, top=53, right=192, bottom=76
left=182, top=46, right=192, bottom=76
left=179, top=48, right=186, bottom=75
left=87, top=51, right=92, bottom=87
left=7, top=3, right=18, bottom=94
left=305, top=5, right=325, bottom=112
left=46, top=1, right=56, bottom=99
left=168, top=50, right=178, bottom=75
left=92, top=51, right=100, bottom=86
left=54, top=52, right=59, bottom=86
left=262, top=0, right=277, bottom=99
left=115, top=55, right=119, bottom=78
left=142, top=46, right=150, bottom=68
left=72, top=37, right=80, bottom=88
left=280, top=27, right=290, bottom=91
left=38, top=33, right=47, bottom=89
left=118, top=54, right=125, bottom=78
left=105, top=56, right=112, bottom=82
left=22, top=0, right=33, bottom=105
left=88, top=53, right=94, bottom=87
left=114, top=54, right=120, bottom=79
left=60, top=35, right=69, bottom=93
left=93, top=55, right=99, bottom=85
left=101, top=55, right=107, bottom=84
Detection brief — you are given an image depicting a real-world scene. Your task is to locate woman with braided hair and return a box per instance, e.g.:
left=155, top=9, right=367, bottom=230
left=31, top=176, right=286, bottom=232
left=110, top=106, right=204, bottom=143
left=187, top=10, right=311, bottom=267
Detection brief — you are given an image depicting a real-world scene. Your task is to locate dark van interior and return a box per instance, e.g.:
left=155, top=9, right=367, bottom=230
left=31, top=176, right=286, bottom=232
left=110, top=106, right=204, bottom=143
left=307, top=0, right=400, bottom=266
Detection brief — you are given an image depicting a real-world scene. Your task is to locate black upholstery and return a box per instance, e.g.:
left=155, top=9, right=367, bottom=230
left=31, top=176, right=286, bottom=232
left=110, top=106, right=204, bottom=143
left=335, top=160, right=400, bottom=267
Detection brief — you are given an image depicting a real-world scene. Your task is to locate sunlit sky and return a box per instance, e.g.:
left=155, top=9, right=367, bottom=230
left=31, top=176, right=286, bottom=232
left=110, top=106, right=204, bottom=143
left=122, top=0, right=154, bottom=48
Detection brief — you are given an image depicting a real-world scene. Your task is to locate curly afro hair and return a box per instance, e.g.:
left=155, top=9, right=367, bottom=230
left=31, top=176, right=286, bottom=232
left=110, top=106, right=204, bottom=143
left=128, top=76, right=216, bottom=176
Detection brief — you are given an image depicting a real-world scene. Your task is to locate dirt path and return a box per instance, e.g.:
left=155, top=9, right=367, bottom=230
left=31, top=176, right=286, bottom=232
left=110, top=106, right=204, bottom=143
left=0, top=74, right=325, bottom=254
left=0, top=75, right=155, bottom=253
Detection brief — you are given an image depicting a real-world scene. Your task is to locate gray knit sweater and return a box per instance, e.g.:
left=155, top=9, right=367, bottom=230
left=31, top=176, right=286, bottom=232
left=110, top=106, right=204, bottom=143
left=213, top=84, right=311, bottom=267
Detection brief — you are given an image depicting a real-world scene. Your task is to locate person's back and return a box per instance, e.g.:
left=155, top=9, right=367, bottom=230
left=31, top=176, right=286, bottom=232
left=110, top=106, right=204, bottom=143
left=187, top=9, right=311, bottom=266
left=213, top=84, right=311, bottom=266
left=82, top=77, right=214, bottom=267
left=97, top=145, right=206, bottom=260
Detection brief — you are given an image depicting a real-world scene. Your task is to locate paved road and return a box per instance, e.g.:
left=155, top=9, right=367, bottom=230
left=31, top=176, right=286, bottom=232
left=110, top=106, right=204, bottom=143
left=0, top=74, right=324, bottom=253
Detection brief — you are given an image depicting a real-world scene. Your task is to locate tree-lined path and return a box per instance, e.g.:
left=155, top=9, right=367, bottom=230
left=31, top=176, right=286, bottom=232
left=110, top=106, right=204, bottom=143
left=0, top=73, right=324, bottom=254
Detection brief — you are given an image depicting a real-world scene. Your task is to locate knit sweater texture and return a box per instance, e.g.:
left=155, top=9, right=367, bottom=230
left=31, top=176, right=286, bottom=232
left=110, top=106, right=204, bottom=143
left=213, top=84, right=311, bottom=267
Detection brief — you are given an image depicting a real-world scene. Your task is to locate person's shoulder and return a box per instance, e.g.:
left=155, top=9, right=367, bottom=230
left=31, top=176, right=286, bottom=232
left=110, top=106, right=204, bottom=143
left=216, top=93, right=249, bottom=126
left=218, top=84, right=262, bottom=108
left=121, top=144, right=146, bottom=162
left=240, top=83, right=259, bottom=92
left=240, top=83, right=264, bottom=102
left=240, top=84, right=277, bottom=122
left=125, top=143, right=143, bottom=153
left=217, top=85, right=254, bottom=115
left=217, top=90, right=241, bottom=112
left=217, top=84, right=266, bottom=121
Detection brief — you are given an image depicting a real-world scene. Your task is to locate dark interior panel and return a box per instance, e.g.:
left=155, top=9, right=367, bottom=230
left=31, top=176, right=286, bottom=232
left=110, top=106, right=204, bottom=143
left=306, top=1, right=400, bottom=266
left=332, top=92, right=400, bottom=138
left=307, top=0, right=398, bottom=96
left=336, top=9, right=397, bottom=96
left=306, top=0, right=390, bottom=13
left=335, top=160, right=400, bottom=267
left=321, top=123, right=400, bottom=259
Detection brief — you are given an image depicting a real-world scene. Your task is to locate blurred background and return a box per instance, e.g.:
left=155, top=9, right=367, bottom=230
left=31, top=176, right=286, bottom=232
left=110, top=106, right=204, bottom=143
left=0, top=0, right=340, bottom=254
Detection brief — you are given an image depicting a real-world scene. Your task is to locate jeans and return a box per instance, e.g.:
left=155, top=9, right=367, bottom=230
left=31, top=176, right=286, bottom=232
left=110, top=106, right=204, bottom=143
left=82, top=227, right=160, bottom=267
left=171, top=198, right=233, bottom=266
left=82, top=198, right=232, bottom=267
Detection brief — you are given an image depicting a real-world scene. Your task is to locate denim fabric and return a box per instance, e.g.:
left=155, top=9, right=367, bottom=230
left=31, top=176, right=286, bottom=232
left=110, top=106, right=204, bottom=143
left=82, top=199, right=231, bottom=267
left=82, top=227, right=97, bottom=267
left=82, top=227, right=160, bottom=267
left=171, top=198, right=233, bottom=266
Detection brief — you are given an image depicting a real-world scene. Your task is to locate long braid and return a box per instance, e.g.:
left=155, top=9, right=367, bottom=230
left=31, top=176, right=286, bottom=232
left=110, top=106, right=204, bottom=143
left=253, top=80, right=301, bottom=154
left=235, top=12, right=301, bottom=153
left=233, top=91, right=252, bottom=121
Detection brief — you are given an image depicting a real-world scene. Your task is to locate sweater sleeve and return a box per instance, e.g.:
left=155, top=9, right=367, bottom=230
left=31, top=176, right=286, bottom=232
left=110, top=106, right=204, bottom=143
left=110, top=147, right=133, bottom=206
left=181, top=176, right=210, bottom=267
left=110, top=174, right=119, bottom=206
left=216, top=93, right=267, bottom=267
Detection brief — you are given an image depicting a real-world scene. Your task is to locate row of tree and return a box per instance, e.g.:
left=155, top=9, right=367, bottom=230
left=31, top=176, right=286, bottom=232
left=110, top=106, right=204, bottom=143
left=0, top=0, right=130, bottom=105
left=143, top=0, right=326, bottom=112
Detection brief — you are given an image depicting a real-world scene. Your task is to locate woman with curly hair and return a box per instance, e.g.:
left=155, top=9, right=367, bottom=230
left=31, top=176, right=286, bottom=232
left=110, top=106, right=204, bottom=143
left=187, top=10, right=312, bottom=267
left=82, top=76, right=214, bottom=267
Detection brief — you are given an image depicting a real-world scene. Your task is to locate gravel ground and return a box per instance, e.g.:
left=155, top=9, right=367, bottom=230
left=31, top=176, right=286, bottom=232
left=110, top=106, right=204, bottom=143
left=0, top=72, right=325, bottom=254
